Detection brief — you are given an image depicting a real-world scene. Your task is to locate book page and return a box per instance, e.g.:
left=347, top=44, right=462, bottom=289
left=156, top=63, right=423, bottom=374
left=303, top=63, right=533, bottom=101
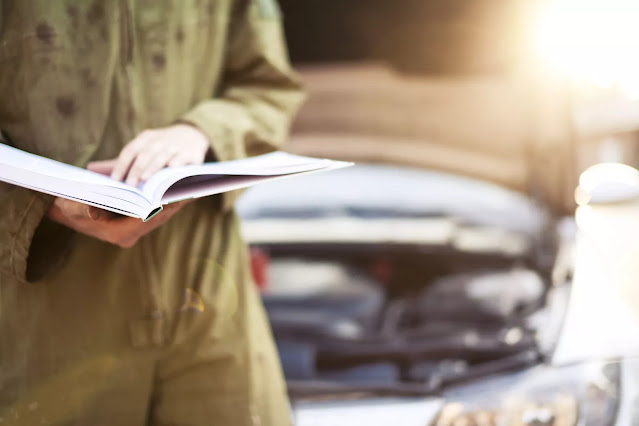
left=142, top=152, right=348, bottom=204
left=0, top=144, right=352, bottom=217
left=0, top=143, right=145, bottom=195
left=0, top=144, right=152, bottom=217
left=160, top=162, right=350, bottom=205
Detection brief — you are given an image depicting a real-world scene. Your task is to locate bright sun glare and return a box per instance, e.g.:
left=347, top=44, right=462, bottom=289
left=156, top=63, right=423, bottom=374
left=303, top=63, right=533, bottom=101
left=536, top=0, right=639, bottom=98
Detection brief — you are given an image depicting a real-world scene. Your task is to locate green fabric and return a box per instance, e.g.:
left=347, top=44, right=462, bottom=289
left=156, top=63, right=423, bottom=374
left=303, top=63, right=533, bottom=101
left=0, top=0, right=304, bottom=283
left=1, top=208, right=290, bottom=426
left=0, top=1, right=303, bottom=424
left=255, top=0, right=281, bottom=19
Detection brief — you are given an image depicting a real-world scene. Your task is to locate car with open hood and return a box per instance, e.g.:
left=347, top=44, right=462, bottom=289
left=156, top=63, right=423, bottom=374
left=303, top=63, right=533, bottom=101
left=238, top=1, right=639, bottom=424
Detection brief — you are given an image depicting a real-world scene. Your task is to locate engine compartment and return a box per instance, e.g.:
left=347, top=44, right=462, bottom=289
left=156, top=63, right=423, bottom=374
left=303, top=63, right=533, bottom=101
left=258, top=248, right=555, bottom=395
left=238, top=164, right=563, bottom=396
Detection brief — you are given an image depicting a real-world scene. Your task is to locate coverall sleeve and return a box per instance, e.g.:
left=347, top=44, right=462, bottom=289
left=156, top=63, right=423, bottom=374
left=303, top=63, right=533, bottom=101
left=180, top=0, right=305, bottom=211
left=0, top=183, right=54, bottom=283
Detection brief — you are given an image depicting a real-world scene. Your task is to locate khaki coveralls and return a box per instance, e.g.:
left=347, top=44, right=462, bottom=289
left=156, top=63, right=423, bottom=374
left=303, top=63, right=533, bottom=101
left=0, top=1, right=304, bottom=425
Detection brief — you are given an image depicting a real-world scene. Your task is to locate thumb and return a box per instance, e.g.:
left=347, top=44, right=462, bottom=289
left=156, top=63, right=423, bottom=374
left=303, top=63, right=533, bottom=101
left=87, top=206, right=105, bottom=221
left=54, top=198, right=91, bottom=219
left=87, top=159, right=117, bottom=176
left=58, top=198, right=105, bottom=221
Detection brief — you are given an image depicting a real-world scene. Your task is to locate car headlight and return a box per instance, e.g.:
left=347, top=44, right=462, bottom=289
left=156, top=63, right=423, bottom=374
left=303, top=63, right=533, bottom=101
left=431, top=361, right=620, bottom=426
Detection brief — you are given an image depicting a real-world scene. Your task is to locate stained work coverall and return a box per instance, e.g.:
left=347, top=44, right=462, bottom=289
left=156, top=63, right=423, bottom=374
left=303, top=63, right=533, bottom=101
left=0, top=1, right=304, bottom=424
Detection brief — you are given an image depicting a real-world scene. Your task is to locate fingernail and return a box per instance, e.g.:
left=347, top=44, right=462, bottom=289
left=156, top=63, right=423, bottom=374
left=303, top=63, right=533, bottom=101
left=89, top=208, right=102, bottom=221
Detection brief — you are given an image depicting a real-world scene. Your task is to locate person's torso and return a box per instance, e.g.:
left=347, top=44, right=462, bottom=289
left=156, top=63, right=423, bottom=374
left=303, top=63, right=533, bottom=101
left=0, top=0, right=233, bottom=164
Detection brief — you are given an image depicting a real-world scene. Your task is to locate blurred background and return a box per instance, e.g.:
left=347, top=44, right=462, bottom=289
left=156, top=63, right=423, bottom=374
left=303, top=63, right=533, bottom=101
left=237, top=1, right=639, bottom=424
left=279, top=0, right=639, bottom=213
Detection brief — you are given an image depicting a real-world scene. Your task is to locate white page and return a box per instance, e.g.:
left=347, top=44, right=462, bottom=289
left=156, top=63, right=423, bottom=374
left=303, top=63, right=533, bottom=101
left=160, top=163, right=350, bottom=204
left=0, top=164, right=145, bottom=218
left=0, top=144, right=352, bottom=218
left=0, top=163, right=150, bottom=217
left=142, top=152, right=346, bottom=204
left=175, top=152, right=334, bottom=175
left=0, top=143, right=146, bottom=195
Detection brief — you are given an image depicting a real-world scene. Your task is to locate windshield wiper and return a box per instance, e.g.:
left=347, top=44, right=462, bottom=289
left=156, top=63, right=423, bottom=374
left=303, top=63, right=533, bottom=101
left=314, top=329, right=537, bottom=365
left=287, top=380, right=441, bottom=398
left=288, top=350, right=540, bottom=399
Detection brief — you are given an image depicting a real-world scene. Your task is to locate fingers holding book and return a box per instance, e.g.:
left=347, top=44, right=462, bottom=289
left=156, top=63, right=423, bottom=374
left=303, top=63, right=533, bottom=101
left=48, top=196, right=191, bottom=248
left=94, top=124, right=211, bottom=187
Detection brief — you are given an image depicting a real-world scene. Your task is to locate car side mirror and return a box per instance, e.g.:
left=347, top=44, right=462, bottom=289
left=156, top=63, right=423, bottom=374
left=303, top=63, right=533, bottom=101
left=575, top=163, right=639, bottom=205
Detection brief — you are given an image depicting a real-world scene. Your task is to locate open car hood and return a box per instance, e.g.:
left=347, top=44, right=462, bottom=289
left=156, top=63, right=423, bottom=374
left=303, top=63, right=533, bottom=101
left=286, top=63, right=639, bottom=215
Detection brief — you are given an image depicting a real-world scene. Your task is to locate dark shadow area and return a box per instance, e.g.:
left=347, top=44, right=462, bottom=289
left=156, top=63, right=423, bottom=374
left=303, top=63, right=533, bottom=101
left=279, top=0, right=526, bottom=74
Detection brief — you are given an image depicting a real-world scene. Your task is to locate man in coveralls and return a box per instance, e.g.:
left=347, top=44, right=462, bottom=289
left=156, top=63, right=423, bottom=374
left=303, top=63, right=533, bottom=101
left=0, top=1, right=304, bottom=424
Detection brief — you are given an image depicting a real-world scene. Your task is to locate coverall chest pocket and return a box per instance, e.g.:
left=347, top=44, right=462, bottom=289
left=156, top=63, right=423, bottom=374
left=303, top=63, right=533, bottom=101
left=133, top=0, right=230, bottom=125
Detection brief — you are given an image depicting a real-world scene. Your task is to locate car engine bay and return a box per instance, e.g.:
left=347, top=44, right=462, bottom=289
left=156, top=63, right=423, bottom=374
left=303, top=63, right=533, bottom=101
left=238, top=164, right=571, bottom=399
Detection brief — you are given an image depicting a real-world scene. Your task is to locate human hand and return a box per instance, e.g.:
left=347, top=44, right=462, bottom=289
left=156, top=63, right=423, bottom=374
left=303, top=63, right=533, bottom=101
left=47, top=197, right=189, bottom=248
left=88, top=123, right=210, bottom=187
left=46, top=124, right=206, bottom=246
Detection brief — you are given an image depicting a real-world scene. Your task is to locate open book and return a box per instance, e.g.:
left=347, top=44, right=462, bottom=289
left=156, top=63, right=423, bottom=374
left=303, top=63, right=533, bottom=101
left=0, top=143, right=352, bottom=221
